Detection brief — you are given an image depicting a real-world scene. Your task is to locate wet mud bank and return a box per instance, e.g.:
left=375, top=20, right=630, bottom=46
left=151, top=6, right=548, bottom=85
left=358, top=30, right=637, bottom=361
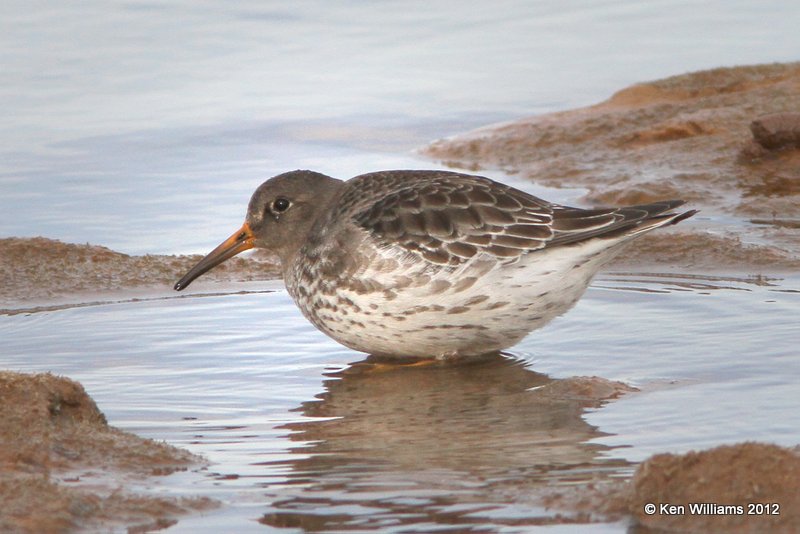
left=0, top=372, right=215, bottom=533
left=622, top=442, right=800, bottom=533
left=424, top=62, right=800, bottom=271
left=0, top=237, right=280, bottom=313
left=546, top=442, right=800, bottom=533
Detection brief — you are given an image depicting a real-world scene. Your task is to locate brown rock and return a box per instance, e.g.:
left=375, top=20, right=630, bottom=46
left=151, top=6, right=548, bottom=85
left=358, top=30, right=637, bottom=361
left=750, top=112, right=800, bottom=150
left=0, top=372, right=215, bottom=533
left=628, top=443, right=800, bottom=533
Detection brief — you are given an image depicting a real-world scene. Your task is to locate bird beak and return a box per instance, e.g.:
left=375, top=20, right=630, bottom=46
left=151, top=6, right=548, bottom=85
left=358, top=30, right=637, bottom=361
left=174, top=222, right=255, bottom=291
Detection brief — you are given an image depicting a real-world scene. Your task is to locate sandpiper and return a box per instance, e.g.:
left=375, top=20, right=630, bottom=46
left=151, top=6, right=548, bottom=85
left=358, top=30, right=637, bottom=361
left=175, top=170, right=695, bottom=358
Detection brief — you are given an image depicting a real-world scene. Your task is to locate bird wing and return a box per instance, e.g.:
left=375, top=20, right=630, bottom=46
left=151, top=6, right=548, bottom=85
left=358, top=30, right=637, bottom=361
left=349, top=170, right=686, bottom=267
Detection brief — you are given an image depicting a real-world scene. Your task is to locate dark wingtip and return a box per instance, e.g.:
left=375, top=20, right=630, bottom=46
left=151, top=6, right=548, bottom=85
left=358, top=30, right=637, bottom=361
left=670, top=209, right=699, bottom=225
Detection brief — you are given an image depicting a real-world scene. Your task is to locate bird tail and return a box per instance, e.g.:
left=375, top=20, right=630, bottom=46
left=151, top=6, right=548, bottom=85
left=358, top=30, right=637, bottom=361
left=549, top=200, right=697, bottom=246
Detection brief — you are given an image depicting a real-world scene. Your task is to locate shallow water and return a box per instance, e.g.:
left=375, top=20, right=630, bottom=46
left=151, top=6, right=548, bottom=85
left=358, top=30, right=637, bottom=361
left=3, top=1, right=800, bottom=531
left=1, top=273, right=798, bottom=531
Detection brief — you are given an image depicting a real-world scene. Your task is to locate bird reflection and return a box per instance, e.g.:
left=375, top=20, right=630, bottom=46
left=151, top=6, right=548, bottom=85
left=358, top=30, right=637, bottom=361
left=259, top=353, right=633, bottom=531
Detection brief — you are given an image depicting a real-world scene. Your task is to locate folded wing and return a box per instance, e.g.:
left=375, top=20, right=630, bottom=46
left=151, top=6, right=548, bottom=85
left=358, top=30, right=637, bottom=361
left=351, top=171, right=693, bottom=267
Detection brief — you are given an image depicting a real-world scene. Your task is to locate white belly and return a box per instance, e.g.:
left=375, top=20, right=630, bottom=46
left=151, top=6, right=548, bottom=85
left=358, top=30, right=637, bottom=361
left=287, top=238, right=626, bottom=358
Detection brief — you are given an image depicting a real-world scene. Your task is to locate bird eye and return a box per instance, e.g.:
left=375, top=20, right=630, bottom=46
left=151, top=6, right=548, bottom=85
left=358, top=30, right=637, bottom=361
left=272, top=197, right=291, bottom=213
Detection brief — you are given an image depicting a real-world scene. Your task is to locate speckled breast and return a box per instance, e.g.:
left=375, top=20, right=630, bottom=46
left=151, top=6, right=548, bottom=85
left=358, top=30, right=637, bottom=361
left=282, top=237, right=601, bottom=358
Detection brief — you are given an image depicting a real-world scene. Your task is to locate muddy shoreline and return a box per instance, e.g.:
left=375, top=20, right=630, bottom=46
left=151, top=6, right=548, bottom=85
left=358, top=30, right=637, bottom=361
left=0, top=237, right=281, bottom=313
left=0, top=372, right=215, bottom=533
left=3, top=62, right=800, bottom=532
left=424, top=62, right=800, bottom=271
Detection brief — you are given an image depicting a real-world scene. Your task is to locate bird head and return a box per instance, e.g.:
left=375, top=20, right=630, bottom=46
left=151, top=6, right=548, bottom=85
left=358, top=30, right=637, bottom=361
left=174, top=170, right=341, bottom=291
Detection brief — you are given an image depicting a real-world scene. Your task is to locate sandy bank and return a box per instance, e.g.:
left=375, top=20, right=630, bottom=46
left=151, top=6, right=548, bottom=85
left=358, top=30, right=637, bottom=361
left=544, top=441, right=800, bottom=533
left=0, top=237, right=279, bottom=311
left=424, top=62, right=800, bottom=270
left=623, top=442, right=800, bottom=533
left=0, top=371, right=215, bottom=533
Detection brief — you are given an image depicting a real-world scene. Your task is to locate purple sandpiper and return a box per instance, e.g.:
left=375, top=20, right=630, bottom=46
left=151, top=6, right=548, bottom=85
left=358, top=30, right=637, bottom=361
left=175, top=170, right=695, bottom=358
